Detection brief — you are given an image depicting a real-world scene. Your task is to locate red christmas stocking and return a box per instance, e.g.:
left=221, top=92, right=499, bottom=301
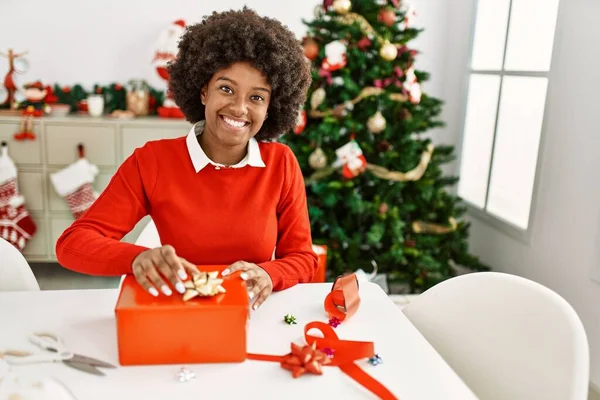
left=0, top=143, right=37, bottom=251
left=50, top=158, right=99, bottom=219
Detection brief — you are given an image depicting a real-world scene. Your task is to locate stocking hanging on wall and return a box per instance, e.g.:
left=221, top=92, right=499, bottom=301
left=50, top=144, right=99, bottom=220
left=0, top=142, right=37, bottom=251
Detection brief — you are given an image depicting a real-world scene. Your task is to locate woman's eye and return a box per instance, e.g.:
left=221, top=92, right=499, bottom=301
left=220, top=86, right=233, bottom=94
left=251, top=95, right=264, bottom=102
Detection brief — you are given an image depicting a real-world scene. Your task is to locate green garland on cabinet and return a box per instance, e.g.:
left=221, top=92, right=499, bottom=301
left=50, top=81, right=165, bottom=115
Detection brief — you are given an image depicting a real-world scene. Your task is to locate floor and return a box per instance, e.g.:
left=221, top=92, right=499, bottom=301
left=31, top=263, right=415, bottom=308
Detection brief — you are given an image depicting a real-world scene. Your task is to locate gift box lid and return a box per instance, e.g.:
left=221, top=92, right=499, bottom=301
left=115, top=265, right=249, bottom=311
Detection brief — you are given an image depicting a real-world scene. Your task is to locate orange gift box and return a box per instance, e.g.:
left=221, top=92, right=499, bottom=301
left=310, top=244, right=327, bottom=283
left=114, top=265, right=249, bottom=366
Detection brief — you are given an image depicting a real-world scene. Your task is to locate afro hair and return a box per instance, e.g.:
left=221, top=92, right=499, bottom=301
left=167, top=7, right=312, bottom=141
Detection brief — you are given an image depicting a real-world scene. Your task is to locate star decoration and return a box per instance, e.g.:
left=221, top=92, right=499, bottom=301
left=182, top=271, right=226, bottom=301
left=328, top=317, right=341, bottom=328
left=281, top=342, right=331, bottom=378
left=284, top=314, right=297, bottom=325
left=369, top=354, right=383, bottom=366
left=176, top=367, right=196, bottom=382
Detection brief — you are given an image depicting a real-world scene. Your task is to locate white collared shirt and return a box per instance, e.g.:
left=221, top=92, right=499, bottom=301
left=185, top=121, right=266, bottom=172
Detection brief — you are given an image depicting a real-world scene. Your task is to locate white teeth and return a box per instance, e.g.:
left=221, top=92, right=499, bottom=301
left=223, top=117, right=247, bottom=128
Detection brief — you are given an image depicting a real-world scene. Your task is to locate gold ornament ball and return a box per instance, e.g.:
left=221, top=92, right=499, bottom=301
left=379, top=42, right=398, bottom=61
left=367, top=111, right=387, bottom=133
left=309, top=148, right=328, bottom=169
left=333, top=0, right=352, bottom=14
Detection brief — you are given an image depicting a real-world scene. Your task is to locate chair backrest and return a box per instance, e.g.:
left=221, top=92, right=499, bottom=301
left=402, top=272, right=589, bottom=400
left=135, top=219, right=161, bottom=249
left=0, top=237, right=40, bottom=291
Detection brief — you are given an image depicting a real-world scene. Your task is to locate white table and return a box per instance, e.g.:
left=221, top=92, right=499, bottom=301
left=0, top=282, right=477, bottom=399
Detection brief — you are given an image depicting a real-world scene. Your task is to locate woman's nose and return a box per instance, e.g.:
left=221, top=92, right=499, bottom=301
left=229, top=96, right=248, bottom=117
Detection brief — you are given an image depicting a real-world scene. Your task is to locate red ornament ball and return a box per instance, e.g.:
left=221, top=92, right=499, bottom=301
left=378, top=7, right=397, bottom=27
left=357, top=36, right=372, bottom=51
left=303, top=38, right=320, bottom=61
left=405, top=239, right=417, bottom=248
left=378, top=203, right=389, bottom=214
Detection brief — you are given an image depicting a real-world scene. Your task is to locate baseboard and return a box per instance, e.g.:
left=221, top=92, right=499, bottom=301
left=589, top=382, right=600, bottom=400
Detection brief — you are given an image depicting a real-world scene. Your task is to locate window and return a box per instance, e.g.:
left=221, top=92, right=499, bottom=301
left=457, top=0, right=560, bottom=230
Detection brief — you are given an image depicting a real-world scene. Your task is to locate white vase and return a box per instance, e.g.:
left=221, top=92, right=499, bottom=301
left=87, top=95, right=104, bottom=117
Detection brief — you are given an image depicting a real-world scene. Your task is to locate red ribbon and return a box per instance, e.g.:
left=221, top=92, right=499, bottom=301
left=318, top=68, right=333, bottom=85
left=246, top=273, right=398, bottom=399
left=248, top=322, right=397, bottom=399
left=374, top=67, right=404, bottom=89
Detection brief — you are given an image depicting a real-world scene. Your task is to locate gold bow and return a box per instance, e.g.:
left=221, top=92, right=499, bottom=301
left=182, top=271, right=226, bottom=301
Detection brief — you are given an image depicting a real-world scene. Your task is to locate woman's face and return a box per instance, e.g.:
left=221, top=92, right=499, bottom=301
left=200, top=62, right=271, bottom=148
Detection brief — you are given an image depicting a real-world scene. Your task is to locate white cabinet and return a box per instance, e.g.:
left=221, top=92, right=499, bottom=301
left=0, top=115, right=190, bottom=262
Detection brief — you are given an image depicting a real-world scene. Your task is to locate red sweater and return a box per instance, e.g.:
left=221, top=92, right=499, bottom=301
left=55, top=134, right=318, bottom=291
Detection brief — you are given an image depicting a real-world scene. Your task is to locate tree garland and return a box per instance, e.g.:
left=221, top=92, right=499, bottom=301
left=412, top=218, right=458, bottom=234
left=309, top=86, right=407, bottom=119
left=305, top=143, right=434, bottom=184
left=334, top=13, right=404, bottom=49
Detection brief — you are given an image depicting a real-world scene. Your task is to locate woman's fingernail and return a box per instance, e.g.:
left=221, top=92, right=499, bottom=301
left=221, top=269, right=230, bottom=276
left=176, top=282, right=186, bottom=294
left=248, top=291, right=254, bottom=299
left=178, top=270, right=187, bottom=280
left=161, top=285, right=172, bottom=296
left=149, top=288, right=159, bottom=297
left=240, top=272, right=248, bottom=280
left=253, top=304, right=258, bottom=310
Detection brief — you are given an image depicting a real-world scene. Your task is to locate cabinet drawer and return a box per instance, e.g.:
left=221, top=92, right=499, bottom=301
left=18, top=171, right=45, bottom=212
left=48, top=170, right=114, bottom=212
left=121, top=127, right=186, bottom=161
left=22, top=214, right=48, bottom=257
left=46, top=124, right=116, bottom=167
left=50, top=217, right=74, bottom=256
left=0, top=122, right=42, bottom=164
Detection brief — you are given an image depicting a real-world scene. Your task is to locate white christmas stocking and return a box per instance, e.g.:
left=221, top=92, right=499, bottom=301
left=50, top=158, right=99, bottom=220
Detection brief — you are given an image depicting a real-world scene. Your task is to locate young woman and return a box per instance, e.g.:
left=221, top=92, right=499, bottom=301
left=56, top=8, right=316, bottom=310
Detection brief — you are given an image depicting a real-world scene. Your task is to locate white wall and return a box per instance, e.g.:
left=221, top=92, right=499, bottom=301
left=0, top=0, right=449, bottom=103
left=0, top=0, right=317, bottom=90
left=443, top=0, right=600, bottom=387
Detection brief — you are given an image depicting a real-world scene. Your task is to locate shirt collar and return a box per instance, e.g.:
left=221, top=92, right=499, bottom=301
left=186, top=121, right=266, bottom=172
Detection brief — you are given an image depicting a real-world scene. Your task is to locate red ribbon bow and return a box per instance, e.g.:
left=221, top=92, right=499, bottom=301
left=247, top=273, right=398, bottom=399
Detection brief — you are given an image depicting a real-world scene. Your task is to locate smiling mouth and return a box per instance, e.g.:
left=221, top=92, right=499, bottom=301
left=220, top=115, right=250, bottom=130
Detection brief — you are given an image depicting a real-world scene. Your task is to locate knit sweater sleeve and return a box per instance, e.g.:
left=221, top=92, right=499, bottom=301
left=258, top=146, right=318, bottom=291
left=55, top=144, right=158, bottom=276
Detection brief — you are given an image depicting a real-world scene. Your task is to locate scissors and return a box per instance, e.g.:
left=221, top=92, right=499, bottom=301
left=3, top=332, right=116, bottom=376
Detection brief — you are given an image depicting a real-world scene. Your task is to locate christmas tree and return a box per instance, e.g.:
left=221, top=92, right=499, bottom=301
left=279, top=0, right=488, bottom=293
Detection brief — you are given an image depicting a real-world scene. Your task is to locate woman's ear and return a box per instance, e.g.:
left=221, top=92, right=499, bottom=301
left=200, top=86, right=207, bottom=105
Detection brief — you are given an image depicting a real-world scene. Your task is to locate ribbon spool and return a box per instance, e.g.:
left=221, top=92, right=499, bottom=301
left=324, top=273, right=361, bottom=322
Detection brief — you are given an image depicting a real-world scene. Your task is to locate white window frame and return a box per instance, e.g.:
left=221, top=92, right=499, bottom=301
left=456, top=0, right=562, bottom=244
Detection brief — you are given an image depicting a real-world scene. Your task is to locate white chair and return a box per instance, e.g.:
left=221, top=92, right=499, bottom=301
left=402, top=272, right=589, bottom=400
left=0, top=237, right=40, bottom=291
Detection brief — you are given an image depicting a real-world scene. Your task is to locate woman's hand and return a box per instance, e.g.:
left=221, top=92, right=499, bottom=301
left=222, top=261, right=273, bottom=310
left=132, top=245, right=200, bottom=297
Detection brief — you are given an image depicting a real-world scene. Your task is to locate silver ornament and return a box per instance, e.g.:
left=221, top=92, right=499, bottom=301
left=309, top=148, right=328, bottom=170
left=310, top=87, right=326, bottom=110
left=367, top=111, right=387, bottom=133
